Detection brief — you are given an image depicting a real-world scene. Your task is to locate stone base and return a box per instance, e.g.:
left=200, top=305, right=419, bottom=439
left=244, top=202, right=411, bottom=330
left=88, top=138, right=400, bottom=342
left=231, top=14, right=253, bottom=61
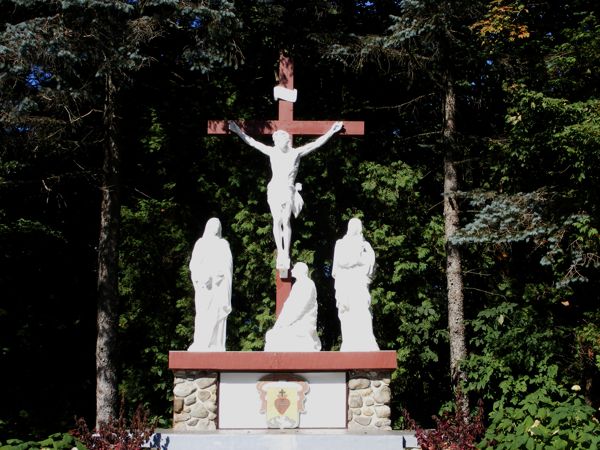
left=169, top=351, right=398, bottom=431
left=173, top=371, right=218, bottom=431
left=147, top=429, right=418, bottom=450
left=348, top=371, right=392, bottom=430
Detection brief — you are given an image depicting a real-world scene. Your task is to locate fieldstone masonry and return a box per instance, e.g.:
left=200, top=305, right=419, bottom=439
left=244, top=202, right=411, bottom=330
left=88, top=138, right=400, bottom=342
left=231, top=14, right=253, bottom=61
left=347, top=370, right=392, bottom=430
left=172, top=370, right=218, bottom=430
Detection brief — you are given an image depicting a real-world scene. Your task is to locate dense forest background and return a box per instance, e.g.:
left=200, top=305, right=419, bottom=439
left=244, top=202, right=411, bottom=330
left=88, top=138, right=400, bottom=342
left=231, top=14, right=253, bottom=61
left=1, top=0, right=599, bottom=446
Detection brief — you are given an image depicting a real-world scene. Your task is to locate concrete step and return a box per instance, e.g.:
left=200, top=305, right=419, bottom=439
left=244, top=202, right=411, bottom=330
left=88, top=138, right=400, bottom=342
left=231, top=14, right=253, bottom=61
left=147, top=428, right=418, bottom=450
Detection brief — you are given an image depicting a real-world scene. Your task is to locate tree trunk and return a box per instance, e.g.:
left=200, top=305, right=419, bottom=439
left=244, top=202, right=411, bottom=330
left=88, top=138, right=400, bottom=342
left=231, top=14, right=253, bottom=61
left=96, top=73, right=120, bottom=427
left=442, top=74, right=468, bottom=401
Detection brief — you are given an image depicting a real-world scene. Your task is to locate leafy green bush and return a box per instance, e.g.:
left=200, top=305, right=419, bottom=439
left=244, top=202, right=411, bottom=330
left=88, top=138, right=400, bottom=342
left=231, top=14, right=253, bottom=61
left=480, top=387, right=600, bottom=449
left=0, top=432, right=85, bottom=450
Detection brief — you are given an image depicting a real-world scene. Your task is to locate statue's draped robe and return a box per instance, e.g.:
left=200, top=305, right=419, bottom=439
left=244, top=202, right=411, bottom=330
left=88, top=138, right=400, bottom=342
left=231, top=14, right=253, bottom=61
left=188, top=228, right=233, bottom=352
left=333, top=233, right=379, bottom=351
left=265, top=275, right=321, bottom=352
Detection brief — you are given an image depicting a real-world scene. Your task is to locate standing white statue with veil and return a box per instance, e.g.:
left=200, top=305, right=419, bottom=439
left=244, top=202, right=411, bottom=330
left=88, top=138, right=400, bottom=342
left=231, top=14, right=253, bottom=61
left=188, top=218, right=233, bottom=352
left=229, top=121, right=343, bottom=272
left=333, top=218, right=380, bottom=351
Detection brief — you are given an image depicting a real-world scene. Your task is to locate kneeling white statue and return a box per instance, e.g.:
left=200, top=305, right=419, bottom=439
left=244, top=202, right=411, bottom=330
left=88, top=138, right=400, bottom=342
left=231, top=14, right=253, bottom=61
left=188, top=218, right=233, bottom=352
left=264, top=262, right=321, bottom=352
left=333, top=218, right=380, bottom=351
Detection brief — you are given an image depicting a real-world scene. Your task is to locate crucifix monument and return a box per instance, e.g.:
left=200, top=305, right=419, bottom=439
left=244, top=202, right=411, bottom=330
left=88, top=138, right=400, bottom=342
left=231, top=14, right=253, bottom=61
left=166, top=52, right=402, bottom=439
left=208, top=54, right=364, bottom=315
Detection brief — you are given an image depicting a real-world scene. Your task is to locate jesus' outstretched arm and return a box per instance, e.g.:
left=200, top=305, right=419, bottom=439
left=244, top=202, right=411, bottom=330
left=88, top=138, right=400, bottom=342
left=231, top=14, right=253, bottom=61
left=228, top=121, right=272, bottom=155
left=296, top=121, right=343, bottom=157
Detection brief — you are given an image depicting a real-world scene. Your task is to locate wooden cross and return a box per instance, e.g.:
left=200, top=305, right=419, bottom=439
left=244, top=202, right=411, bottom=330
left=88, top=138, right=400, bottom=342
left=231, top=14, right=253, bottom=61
left=207, top=54, right=364, bottom=316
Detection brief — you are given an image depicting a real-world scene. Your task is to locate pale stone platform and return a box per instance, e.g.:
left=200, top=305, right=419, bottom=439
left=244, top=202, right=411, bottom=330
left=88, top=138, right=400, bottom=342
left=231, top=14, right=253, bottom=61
left=147, top=429, right=418, bottom=450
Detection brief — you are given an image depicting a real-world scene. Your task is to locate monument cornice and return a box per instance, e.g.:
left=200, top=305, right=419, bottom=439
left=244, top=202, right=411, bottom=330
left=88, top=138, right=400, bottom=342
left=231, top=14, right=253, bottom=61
left=169, top=350, right=397, bottom=371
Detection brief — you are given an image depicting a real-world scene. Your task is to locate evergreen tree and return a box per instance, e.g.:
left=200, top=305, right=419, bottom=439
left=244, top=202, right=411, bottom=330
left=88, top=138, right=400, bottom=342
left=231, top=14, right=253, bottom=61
left=0, top=0, right=598, bottom=444
left=0, top=0, right=239, bottom=426
left=460, top=0, right=600, bottom=417
left=328, top=0, right=493, bottom=411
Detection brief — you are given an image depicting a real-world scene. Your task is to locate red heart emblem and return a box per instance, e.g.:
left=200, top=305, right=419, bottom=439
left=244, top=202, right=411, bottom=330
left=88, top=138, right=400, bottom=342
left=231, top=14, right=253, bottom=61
left=274, top=395, right=291, bottom=415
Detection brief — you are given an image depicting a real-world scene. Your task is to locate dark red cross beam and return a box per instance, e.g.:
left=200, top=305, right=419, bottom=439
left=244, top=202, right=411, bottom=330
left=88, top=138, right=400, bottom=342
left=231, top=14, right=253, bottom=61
left=207, top=54, right=364, bottom=316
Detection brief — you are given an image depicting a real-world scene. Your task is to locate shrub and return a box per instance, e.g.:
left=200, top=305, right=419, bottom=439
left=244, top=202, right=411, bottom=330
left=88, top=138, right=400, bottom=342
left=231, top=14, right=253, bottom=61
left=71, top=404, right=155, bottom=450
left=0, top=432, right=84, bottom=450
left=403, top=395, right=485, bottom=450
left=480, top=387, right=600, bottom=449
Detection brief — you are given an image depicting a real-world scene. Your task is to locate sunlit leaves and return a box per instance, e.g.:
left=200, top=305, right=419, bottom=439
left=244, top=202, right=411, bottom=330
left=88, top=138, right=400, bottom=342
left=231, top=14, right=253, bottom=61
left=471, top=0, right=530, bottom=45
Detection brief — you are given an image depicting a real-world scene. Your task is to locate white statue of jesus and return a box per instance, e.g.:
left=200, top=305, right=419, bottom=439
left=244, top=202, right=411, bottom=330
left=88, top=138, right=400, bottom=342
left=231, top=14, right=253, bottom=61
left=228, top=120, right=343, bottom=271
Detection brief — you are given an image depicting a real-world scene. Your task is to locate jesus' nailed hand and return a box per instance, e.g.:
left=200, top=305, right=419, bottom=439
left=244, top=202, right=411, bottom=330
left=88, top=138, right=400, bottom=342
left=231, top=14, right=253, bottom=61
left=228, top=120, right=344, bottom=271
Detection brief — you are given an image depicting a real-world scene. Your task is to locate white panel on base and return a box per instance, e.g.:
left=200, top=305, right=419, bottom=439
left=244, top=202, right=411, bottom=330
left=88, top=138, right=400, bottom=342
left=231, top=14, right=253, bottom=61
left=219, top=372, right=346, bottom=429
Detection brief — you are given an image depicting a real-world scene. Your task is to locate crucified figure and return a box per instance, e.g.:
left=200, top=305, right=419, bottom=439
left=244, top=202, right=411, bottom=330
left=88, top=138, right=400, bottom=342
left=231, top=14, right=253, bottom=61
left=229, top=120, right=343, bottom=272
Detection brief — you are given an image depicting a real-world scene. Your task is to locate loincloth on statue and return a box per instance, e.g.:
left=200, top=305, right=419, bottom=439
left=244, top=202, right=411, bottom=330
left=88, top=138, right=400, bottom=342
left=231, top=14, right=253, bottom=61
left=267, top=181, right=304, bottom=218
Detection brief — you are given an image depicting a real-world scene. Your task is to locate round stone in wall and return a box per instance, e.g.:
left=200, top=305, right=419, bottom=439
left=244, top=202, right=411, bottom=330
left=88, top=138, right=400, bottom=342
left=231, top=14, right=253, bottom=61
left=174, top=382, right=196, bottom=398
left=195, top=377, right=216, bottom=389
left=354, top=415, right=372, bottom=426
left=375, top=418, right=392, bottom=429
left=197, top=390, right=211, bottom=401
left=173, top=398, right=184, bottom=413
left=348, top=378, right=370, bottom=390
left=374, top=405, right=391, bottom=418
left=189, top=403, right=208, bottom=419
left=349, top=393, right=363, bottom=408
left=373, top=386, right=391, bottom=404
left=362, top=407, right=374, bottom=417
left=174, top=412, right=190, bottom=423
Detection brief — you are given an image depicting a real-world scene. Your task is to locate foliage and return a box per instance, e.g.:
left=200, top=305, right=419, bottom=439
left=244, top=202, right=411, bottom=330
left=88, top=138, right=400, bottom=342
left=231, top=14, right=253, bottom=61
left=471, top=0, right=530, bottom=44
left=117, top=197, right=190, bottom=421
left=450, top=190, right=553, bottom=245
left=480, top=386, right=600, bottom=449
left=71, top=403, right=155, bottom=450
left=0, top=0, right=241, bottom=433
left=403, top=394, right=485, bottom=450
left=0, top=433, right=85, bottom=450
left=576, top=322, right=600, bottom=372
left=457, top=1, right=600, bottom=422
left=1, top=0, right=600, bottom=440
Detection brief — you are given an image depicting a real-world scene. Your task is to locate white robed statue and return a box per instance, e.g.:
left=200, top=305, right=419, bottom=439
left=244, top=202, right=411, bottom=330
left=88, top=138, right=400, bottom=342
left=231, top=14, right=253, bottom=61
left=188, top=218, right=233, bottom=352
left=332, top=218, right=379, bottom=351
left=264, top=262, right=321, bottom=352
